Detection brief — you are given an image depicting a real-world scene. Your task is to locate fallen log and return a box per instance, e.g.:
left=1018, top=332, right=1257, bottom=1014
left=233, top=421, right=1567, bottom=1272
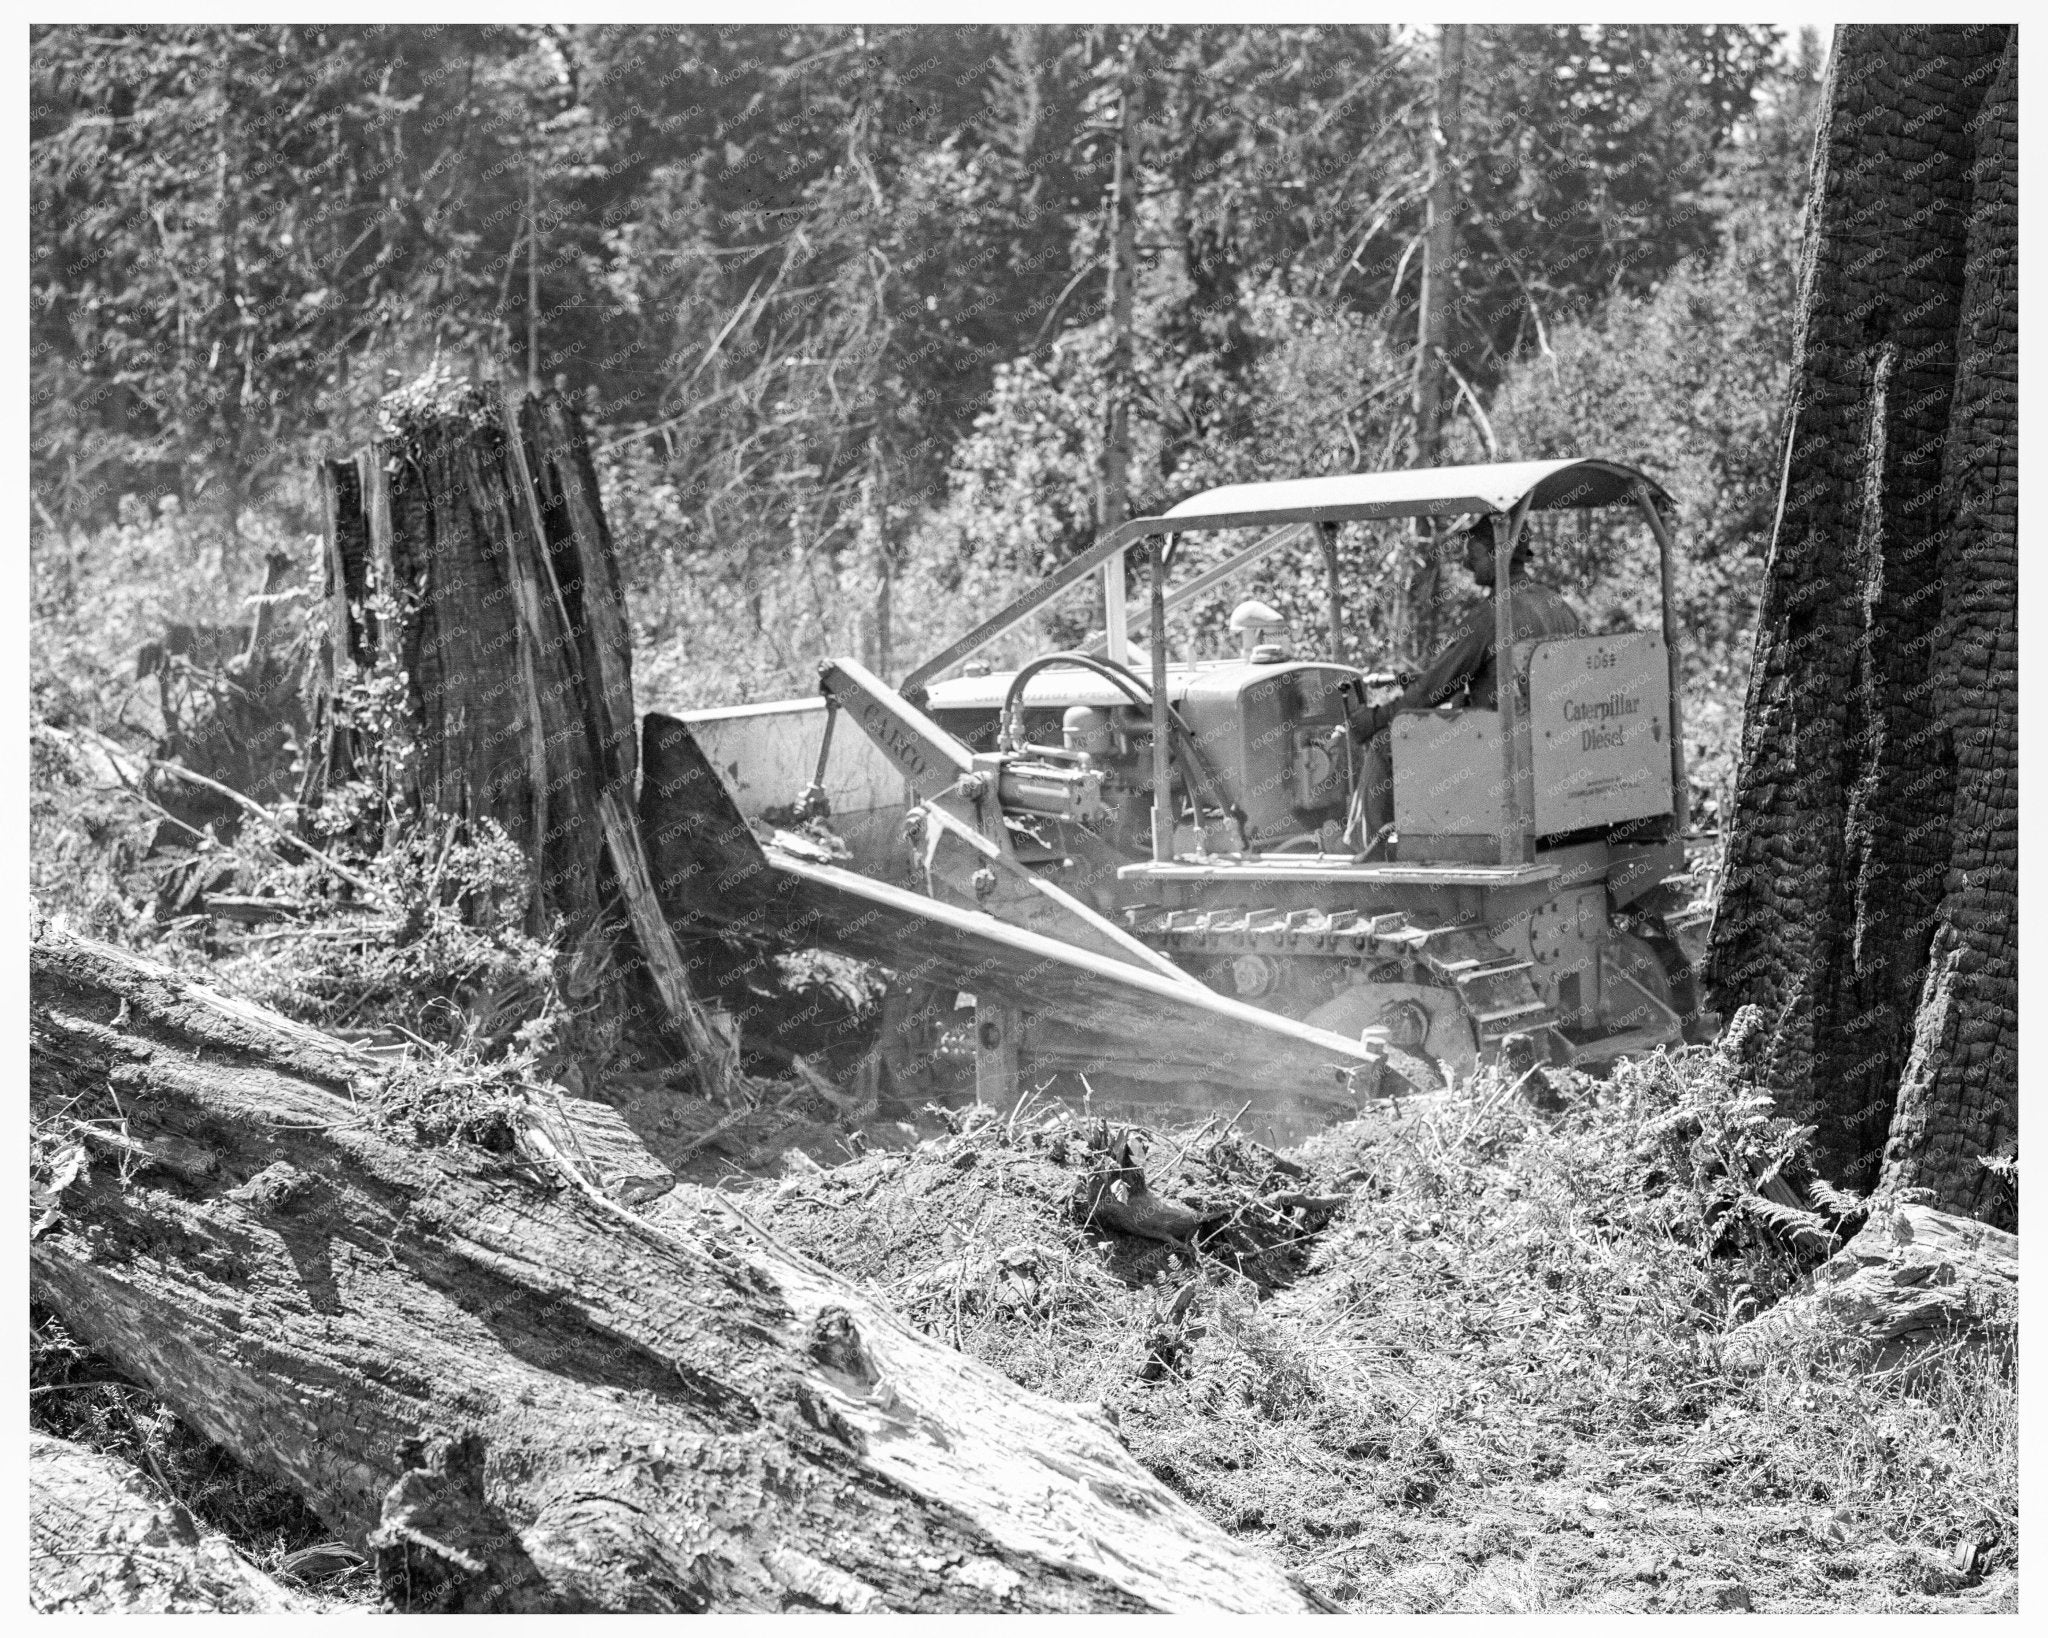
left=28, top=920, right=1310, bottom=1613
left=30, top=1430, right=311, bottom=1613
left=1723, top=1202, right=2018, bottom=1378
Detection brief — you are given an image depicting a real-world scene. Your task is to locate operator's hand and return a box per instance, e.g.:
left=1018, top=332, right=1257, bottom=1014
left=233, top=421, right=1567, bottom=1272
left=1344, top=698, right=1395, bottom=744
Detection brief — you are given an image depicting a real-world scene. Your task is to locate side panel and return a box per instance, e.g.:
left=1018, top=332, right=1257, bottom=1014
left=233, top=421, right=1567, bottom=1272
left=1392, top=709, right=1509, bottom=837
left=1525, top=635, right=1673, bottom=835
left=678, top=697, right=910, bottom=877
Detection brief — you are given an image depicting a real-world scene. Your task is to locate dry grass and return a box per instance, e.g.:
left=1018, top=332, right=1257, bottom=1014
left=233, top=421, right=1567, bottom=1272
left=749, top=1055, right=2019, bottom=1614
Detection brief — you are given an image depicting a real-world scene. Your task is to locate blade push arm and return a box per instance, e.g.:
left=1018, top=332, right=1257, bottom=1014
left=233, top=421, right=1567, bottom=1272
left=816, top=656, right=977, bottom=801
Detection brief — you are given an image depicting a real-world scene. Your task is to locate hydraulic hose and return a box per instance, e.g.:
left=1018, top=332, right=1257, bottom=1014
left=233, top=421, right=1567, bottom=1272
left=1073, top=653, right=1242, bottom=834
left=998, top=651, right=1238, bottom=844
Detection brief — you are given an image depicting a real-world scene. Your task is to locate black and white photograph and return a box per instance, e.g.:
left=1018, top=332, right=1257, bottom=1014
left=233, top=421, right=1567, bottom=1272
left=25, top=15, right=2020, bottom=1615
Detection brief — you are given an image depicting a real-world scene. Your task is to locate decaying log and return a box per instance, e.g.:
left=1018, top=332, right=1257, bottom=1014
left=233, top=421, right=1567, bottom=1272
left=29, top=921, right=1310, bottom=1613
left=1723, top=1203, right=2017, bottom=1378
left=30, top=1430, right=311, bottom=1613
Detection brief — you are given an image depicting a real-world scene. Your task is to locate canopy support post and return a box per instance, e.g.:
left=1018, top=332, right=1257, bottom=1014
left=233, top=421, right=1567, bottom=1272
left=1102, top=551, right=1129, bottom=669
left=1635, top=486, right=1688, bottom=833
left=1149, top=541, right=1173, bottom=863
left=1494, top=498, right=1533, bottom=865
left=1087, top=523, right=1310, bottom=658
left=1318, top=521, right=1346, bottom=663
left=904, top=517, right=1148, bottom=701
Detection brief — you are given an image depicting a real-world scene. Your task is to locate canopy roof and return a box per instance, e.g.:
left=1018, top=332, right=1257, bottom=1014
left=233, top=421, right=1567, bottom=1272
left=1160, top=458, right=1667, bottom=531
left=899, top=460, right=1671, bottom=695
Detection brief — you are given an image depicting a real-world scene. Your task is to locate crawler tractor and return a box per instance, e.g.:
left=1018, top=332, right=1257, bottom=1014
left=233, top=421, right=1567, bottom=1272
left=663, top=459, right=1713, bottom=1118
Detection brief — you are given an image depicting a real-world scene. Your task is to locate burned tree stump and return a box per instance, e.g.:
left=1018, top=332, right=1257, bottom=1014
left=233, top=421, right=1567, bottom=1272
left=1707, top=25, right=2017, bottom=1222
left=302, top=383, right=728, bottom=1079
left=28, top=920, right=1310, bottom=1613
left=138, top=548, right=307, bottom=856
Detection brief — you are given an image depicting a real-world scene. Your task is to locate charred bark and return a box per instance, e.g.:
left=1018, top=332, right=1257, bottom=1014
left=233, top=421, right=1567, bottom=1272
left=28, top=920, right=1309, bottom=1613
left=1707, top=25, right=2016, bottom=1219
left=1879, top=35, right=2018, bottom=1219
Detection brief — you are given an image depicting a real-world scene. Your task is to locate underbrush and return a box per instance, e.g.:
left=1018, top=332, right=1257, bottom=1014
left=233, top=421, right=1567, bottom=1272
left=214, top=807, right=570, bottom=1052
left=31, top=495, right=295, bottom=741
left=29, top=726, right=591, bottom=1069
left=29, top=721, right=163, bottom=947
left=753, top=1052, right=2019, bottom=1614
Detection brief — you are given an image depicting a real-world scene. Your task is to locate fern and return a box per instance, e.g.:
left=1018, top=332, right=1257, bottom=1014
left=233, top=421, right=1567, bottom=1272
left=1807, top=1177, right=1865, bottom=1216
left=1737, top=1191, right=1830, bottom=1243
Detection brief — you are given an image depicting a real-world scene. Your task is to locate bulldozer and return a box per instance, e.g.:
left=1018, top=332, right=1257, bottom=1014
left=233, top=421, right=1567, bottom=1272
left=647, top=458, right=1713, bottom=1134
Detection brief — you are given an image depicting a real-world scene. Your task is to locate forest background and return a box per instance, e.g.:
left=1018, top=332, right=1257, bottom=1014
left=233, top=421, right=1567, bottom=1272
left=30, top=22, right=1826, bottom=831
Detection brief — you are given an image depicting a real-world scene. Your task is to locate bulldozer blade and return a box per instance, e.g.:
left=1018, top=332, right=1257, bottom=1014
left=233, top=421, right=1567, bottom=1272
left=641, top=711, right=1381, bottom=1111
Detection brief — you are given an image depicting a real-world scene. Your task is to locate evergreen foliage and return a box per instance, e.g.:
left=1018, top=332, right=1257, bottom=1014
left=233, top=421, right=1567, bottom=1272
left=33, top=24, right=1815, bottom=733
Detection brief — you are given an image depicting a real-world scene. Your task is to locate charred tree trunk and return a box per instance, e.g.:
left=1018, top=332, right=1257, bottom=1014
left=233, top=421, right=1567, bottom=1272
left=30, top=1431, right=312, bottom=1613
left=1877, top=37, right=2018, bottom=1219
left=29, top=921, right=1310, bottom=1614
left=302, top=386, right=729, bottom=1081
left=1706, top=25, right=2016, bottom=1224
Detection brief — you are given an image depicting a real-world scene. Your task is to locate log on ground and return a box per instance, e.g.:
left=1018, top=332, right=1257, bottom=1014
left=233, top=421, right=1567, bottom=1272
left=1723, top=1203, right=2017, bottom=1378
left=30, top=1430, right=311, bottom=1613
left=28, top=920, right=1310, bottom=1613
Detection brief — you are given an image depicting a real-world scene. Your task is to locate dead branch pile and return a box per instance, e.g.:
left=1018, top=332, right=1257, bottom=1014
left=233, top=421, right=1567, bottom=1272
left=747, top=1099, right=1359, bottom=1304
left=743, top=1051, right=2018, bottom=1614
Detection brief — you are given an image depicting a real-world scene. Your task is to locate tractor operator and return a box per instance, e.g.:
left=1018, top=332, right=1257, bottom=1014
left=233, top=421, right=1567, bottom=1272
left=1341, top=516, right=1581, bottom=845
